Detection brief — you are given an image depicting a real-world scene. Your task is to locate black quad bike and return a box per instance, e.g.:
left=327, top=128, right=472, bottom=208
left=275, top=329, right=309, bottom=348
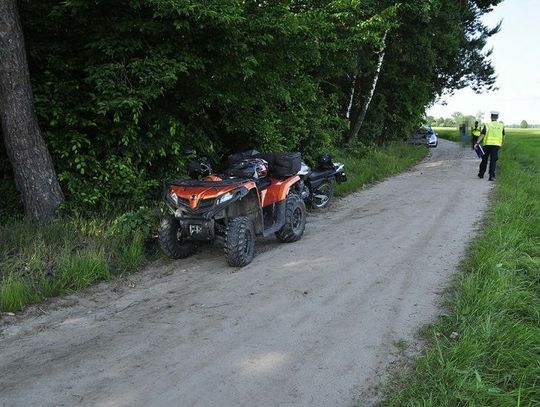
left=158, top=151, right=307, bottom=267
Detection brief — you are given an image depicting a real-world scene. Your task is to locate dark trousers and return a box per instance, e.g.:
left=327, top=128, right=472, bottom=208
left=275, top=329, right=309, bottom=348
left=471, top=135, right=479, bottom=149
left=479, top=145, right=500, bottom=178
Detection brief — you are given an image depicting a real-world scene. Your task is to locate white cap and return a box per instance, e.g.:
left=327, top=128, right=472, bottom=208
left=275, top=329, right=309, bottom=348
left=490, top=111, right=500, bottom=116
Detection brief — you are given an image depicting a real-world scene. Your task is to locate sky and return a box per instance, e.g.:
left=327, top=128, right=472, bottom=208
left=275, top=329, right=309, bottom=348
left=427, top=0, right=540, bottom=125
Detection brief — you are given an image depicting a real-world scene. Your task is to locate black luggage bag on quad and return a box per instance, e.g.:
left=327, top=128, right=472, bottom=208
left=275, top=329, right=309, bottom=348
left=228, top=151, right=302, bottom=178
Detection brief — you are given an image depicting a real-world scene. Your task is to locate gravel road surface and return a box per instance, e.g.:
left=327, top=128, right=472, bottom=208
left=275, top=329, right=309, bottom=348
left=0, top=139, right=493, bottom=407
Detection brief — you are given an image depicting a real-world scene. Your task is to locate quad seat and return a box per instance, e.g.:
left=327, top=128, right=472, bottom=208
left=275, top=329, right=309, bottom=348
left=308, top=168, right=335, bottom=181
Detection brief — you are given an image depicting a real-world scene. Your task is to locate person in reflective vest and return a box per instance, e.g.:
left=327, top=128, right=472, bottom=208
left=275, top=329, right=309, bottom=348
left=471, top=121, right=481, bottom=149
left=475, top=111, right=505, bottom=181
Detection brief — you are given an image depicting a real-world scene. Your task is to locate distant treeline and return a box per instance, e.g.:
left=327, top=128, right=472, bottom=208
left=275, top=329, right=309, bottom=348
left=427, top=113, right=537, bottom=128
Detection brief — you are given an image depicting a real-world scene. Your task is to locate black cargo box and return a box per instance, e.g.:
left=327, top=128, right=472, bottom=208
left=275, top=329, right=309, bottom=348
left=227, top=151, right=301, bottom=177
left=269, top=152, right=301, bottom=177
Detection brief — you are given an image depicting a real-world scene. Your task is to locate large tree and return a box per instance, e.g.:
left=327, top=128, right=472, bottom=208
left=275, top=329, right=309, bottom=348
left=0, top=0, right=63, bottom=222
left=348, top=0, right=503, bottom=144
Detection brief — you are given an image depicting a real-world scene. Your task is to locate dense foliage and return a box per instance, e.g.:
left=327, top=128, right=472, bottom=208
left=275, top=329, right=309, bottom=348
left=0, top=0, right=502, bottom=214
left=358, top=0, right=500, bottom=143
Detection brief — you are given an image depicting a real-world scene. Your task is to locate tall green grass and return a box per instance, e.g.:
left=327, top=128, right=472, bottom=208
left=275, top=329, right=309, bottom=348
left=379, top=129, right=540, bottom=406
left=334, top=141, right=426, bottom=196
left=0, top=209, right=158, bottom=311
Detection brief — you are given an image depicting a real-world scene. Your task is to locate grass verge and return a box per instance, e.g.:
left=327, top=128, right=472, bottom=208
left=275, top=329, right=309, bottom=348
left=334, top=141, right=427, bottom=197
left=0, top=141, right=426, bottom=312
left=379, top=128, right=540, bottom=406
left=0, top=208, right=159, bottom=312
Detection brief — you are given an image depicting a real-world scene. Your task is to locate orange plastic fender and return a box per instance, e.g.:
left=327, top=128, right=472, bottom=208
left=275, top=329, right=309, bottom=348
left=170, top=181, right=257, bottom=210
left=260, top=175, right=300, bottom=208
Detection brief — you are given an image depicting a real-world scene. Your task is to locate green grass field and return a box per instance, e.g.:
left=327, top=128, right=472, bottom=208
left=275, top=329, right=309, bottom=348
left=433, top=127, right=461, bottom=142
left=380, top=128, right=540, bottom=406
left=434, top=126, right=540, bottom=143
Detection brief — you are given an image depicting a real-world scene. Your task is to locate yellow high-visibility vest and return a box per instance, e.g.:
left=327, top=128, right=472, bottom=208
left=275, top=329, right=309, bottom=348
left=483, top=121, right=504, bottom=146
left=471, top=127, right=481, bottom=137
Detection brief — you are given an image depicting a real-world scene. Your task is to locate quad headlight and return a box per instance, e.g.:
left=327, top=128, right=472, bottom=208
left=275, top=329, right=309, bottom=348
left=216, top=192, right=234, bottom=205
left=169, top=192, right=179, bottom=205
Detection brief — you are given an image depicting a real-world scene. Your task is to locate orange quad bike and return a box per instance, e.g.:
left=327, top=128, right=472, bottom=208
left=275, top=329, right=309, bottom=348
left=158, top=150, right=307, bottom=267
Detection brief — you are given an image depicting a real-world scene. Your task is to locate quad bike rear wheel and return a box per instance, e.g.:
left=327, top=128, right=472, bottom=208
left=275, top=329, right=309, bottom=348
left=158, top=215, right=195, bottom=259
left=225, top=216, right=255, bottom=267
left=276, top=193, right=306, bottom=242
left=311, top=179, right=334, bottom=210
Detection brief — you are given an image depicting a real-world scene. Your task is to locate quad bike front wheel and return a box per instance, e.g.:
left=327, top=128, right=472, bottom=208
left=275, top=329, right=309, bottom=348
left=158, top=215, right=195, bottom=259
left=311, top=180, right=334, bottom=210
left=276, top=193, right=306, bottom=243
left=225, top=216, right=255, bottom=267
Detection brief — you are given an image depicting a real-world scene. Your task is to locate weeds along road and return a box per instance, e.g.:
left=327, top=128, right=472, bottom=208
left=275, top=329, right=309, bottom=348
left=0, top=139, right=493, bottom=407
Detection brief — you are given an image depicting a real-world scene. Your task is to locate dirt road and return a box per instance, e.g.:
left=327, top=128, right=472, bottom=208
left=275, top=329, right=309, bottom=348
left=0, top=140, right=493, bottom=407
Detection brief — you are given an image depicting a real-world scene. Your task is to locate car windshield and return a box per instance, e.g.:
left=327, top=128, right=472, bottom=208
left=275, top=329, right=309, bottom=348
left=417, top=126, right=432, bottom=135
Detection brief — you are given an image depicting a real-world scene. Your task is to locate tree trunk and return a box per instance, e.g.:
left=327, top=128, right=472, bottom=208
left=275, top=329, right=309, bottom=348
left=0, top=0, right=64, bottom=222
left=346, top=73, right=358, bottom=120
left=347, top=68, right=363, bottom=130
left=346, top=30, right=388, bottom=146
